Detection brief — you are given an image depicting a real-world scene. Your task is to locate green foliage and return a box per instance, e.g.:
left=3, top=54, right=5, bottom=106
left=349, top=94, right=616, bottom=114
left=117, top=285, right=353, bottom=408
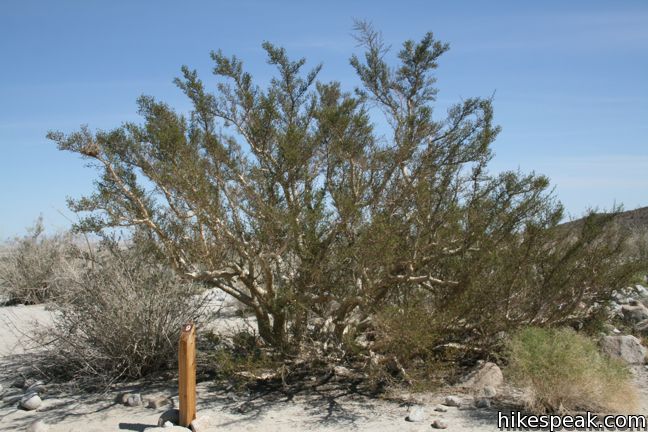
left=506, top=327, right=637, bottom=413
left=370, top=300, right=453, bottom=389
left=47, top=22, right=644, bottom=368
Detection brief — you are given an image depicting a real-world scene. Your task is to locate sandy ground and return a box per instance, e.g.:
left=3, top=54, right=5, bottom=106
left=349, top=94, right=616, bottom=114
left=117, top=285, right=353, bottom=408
left=0, top=304, right=646, bottom=432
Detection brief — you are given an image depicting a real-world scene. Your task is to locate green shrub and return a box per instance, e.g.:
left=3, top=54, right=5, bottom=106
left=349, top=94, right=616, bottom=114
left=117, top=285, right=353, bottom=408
left=506, top=327, right=638, bottom=414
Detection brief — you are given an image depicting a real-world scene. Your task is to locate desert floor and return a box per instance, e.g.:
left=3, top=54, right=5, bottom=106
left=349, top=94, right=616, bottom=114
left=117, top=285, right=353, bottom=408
left=1, top=303, right=646, bottom=432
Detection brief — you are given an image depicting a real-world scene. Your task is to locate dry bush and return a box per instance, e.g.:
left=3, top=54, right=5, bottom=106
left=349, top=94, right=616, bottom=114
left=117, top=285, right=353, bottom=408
left=506, top=327, right=638, bottom=414
left=0, top=217, right=73, bottom=304
left=39, top=240, right=209, bottom=386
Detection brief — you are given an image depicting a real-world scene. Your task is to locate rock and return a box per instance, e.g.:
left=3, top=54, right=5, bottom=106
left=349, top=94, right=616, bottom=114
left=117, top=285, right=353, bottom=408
left=600, top=335, right=648, bottom=365
left=20, top=393, right=42, bottom=410
left=27, top=420, right=49, bottom=432
left=163, top=421, right=174, bottom=428
left=117, top=392, right=129, bottom=404
left=433, top=405, right=448, bottom=412
left=431, top=419, right=448, bottom=429
left=635, top=285, right=647, bottom=296
left=443, top=395, right=462, bottom=407
left=621, top=304, right=648, bottom=323
left=189, top=415, right=212, bottom=432
left=405, top=405, right=426, bottom=422
left=126, top=393, right=142, bottom=407
left=146, top=395, right=173, bottom=409
left=158, top=409, right=180, bottom=427
left=480, top=385, right=497, bottom=398
left=475, top=397, right=491, bottom=408
left=0, top=383, right=3, bottom=395
left=461, top=362, right=503, bottom=393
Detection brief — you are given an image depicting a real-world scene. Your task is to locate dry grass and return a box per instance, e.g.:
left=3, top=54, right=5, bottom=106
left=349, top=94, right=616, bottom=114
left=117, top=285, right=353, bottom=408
left=0, top=218, right=73, bottom=304
left=506, top=327, right=639, bottom=414
left=35, top=240, right=210, bottom=387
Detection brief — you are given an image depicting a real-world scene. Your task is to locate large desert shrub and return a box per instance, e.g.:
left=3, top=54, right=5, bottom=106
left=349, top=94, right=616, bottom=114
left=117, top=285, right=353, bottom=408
left=47, top=22, right=643, bottom=369
left=0, top=218, right=72, bottom=304
left=41, top=239, right=208, bottom=384
left=506, top=327, right=638, bottom=414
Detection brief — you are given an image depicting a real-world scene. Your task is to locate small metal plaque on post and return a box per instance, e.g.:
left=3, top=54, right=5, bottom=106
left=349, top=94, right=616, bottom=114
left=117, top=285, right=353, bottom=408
left=179, top=322, right=196, bottom=427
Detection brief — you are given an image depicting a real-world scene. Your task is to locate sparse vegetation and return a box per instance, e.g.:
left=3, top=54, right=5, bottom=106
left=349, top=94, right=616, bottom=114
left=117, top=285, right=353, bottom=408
left=0, top=217, right=72, bottom=305
left=506, top=327, right=638, bottom=414
left=37, top=238, right=209, bottom=385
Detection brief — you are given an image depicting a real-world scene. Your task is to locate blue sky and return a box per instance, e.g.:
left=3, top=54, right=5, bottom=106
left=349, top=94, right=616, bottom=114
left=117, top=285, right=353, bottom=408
left=1, top=0, right=647, bottom=239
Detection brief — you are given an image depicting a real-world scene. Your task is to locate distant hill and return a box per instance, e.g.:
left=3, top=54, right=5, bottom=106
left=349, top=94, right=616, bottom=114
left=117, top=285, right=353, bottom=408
left=561, top=206, right=648, bottom=233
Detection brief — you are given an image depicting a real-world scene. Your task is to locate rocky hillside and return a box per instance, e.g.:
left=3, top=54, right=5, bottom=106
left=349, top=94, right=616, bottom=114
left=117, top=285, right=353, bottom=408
left=562, top=206, right=648, bottom=232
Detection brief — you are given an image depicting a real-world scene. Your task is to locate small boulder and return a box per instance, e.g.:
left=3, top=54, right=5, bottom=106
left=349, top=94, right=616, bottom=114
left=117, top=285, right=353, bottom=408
left=433, top=405, right=448, bottom=412
left=621, top=304, right=648, bottom=323
left=20, top=393, right=42, bottom=411
left=405, top=405, right=426, bottom=422
left=600, top=335, right=647, bottom=365
left=189, top=415, right=212, bottom=432
left=27, top=420, right=49, bottom=432
left=431, top=419, right=448, bottom=429
left=146, top=395, right=173, bottom=409
left=126, top=393, right=142, bottom=407
left=461, top=362, right=503, bottom=393
left=443, top=395, right=462, bottom=407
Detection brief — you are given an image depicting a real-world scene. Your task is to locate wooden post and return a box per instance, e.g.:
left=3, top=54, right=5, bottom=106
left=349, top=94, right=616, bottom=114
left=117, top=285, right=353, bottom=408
left=179, top=322, right=197, bottom=427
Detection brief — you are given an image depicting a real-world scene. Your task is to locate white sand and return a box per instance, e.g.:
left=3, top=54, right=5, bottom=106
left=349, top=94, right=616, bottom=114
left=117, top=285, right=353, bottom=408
left=0, top=304, right=646, bottom=431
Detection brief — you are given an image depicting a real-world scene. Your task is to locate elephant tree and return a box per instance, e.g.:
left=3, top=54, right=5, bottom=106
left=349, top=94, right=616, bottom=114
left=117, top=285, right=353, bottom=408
left=49, top=24, right=641, bottom=355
